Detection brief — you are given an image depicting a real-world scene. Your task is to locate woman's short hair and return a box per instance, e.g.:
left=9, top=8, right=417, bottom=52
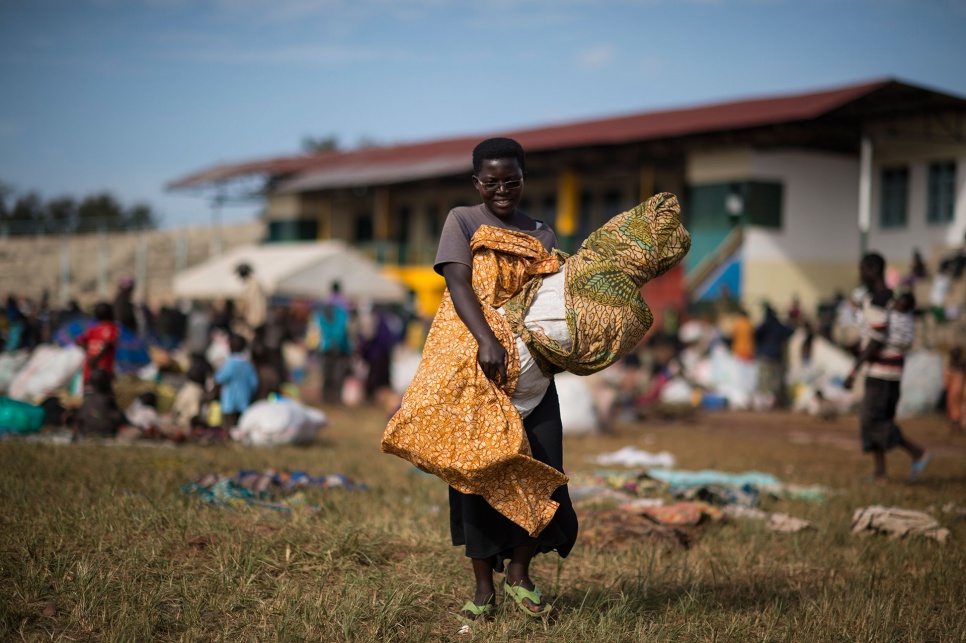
left=472, top=137, right=526, bottom=174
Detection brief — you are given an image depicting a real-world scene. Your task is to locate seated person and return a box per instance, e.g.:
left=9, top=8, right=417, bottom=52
left=167, top=362, right=209, bottom=441
left=122, top=391, right=162, bottom=441
left=71, top=369, right=126, bottom=440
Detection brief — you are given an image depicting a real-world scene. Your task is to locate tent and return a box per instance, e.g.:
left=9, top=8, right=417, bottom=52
left=173, top=241, right=409, bottom=303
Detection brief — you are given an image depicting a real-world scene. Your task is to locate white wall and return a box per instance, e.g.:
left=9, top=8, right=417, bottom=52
left=868, top=145, right=966, bottom=260
left=686, top=149, right=753, bottom=183
left=745, top=150, right=860, bottom=262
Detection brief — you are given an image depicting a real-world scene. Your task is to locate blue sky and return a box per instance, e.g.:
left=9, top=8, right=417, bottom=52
left=1, top=0, right=964, bottom=228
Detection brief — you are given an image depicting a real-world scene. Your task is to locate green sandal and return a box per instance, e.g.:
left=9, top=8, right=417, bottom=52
left=457, top=601, right=495, bottom=625
left=503, top=580, right=550, bottom=617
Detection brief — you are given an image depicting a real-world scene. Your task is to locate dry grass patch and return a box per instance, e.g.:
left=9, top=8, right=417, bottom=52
left=1, top=405, right=964, bottom=641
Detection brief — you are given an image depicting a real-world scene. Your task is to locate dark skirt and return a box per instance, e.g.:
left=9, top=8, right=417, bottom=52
left=449, top=380, right=579, bottom=569
left=860, top=376, right=903, bottom=452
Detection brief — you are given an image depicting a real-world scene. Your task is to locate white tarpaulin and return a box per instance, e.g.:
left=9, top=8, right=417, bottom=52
left=173, top=241, right=408, bottom=302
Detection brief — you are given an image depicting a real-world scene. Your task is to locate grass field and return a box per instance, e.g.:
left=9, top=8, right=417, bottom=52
left=1, top=402, right=964, bottom=642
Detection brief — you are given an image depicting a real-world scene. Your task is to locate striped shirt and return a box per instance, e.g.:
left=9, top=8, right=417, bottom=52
left=859, top=288, right=908, bottom=381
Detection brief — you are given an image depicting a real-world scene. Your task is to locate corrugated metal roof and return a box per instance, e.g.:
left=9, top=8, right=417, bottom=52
left=166, top=154, right=333, bottom=189
left=509, top=79, right=892, bottom=150
left=171, top=79, right=966, bottom=193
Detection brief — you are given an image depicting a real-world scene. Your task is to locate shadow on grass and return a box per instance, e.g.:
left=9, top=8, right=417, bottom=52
left=553, top=573, right=809, bottom=616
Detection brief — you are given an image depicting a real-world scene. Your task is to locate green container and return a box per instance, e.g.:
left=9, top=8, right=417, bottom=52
left=0, top=397, right=46, bottom=434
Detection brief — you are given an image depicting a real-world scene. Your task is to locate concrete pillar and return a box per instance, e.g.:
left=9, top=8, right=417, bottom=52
left=175, top=234, right=187, bottom=273
left=639, top=164, right=655, bottom=203
left=97, top=229, right=108, bottom=298
left=59, top=239, right=70, bottom=308
left=556, top=170, right=579, bottom=253
left=210, top=195, right=224, bottom=257
left=136, top=232, right=147, bottom=302
left=316, top=195, right=333, bottom=240
left=374, top=187, right=392, bottom=263
left=858, top=136, right=872, bottom=256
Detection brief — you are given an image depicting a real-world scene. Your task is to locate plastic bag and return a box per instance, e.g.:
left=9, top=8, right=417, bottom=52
left=0, top=397, right=46, bottom=434
left=232, top=398, right=327, bottom=446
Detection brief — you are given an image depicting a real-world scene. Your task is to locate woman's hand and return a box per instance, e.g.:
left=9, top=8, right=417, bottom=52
left=477, top=334, right=508, bottom=383
left=441, top=261, right=507, bottom=383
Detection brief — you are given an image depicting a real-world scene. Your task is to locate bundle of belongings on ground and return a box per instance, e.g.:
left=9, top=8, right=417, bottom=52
left=181, top=469, right=368, bottom=513
left=382, top=193, right=691, bottom=536
left=851, top=505, right=950, bottom=544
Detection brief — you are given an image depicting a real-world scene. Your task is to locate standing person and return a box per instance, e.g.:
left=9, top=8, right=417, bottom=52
left=185, top=300, right=212, bottom=358
left=113, top=277, right=138, bottom=334
left=943, top=346, right=965, bottom=435
left=310, top=286, right=353, bottom=405
left=358, top=304, right=399, bottom=403
left=843, top=252, right=930, bottom=482
left=251, top=313, right=288, bottom=401
left=754, top=303, right=794, bottom=408
left=214, top=334, right=259, bottom=437
left=435, top=138, right=577, bottom=623
left=75, top=302, right=120, bottom=385
left=235, top=263, right=267, bottom=339
left=729, top=307, right=755, bottom=362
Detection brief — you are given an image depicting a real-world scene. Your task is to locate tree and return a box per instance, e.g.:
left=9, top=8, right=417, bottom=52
left=301, top=134, right=340, bottom=154
left=0, top=179, right=159, bottom=235
left=46, top=196, right=79, bottom=233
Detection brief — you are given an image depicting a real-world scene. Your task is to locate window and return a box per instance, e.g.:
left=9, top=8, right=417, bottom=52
left=426, top=204, right=441, bottom=238
left=354, top=214, right=373, bottom=242
left=880, top=167, right=908, bottom=229
left=684, top=180, right=783, bottom=229
left=927, top=161, right=956, bottom=224
left=267, top=219, right=317, bottom=242
left=744, top=181, right=783, bottom=229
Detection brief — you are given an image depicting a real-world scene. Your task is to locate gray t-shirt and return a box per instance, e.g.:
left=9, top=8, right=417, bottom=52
left=433, top=204, right=557, bottom=275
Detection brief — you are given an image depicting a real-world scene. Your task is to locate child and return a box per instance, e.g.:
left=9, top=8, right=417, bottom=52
left=75, top=302, right=120, bottom=385
left=214, top=334, right=259, bottom=436
left=944, top=346, right=965, bottom=434
left=72, top=368, right=126, bottom=440
left=888, top=292, right=916, bottom=352
left=123, top=391, right=161, bottom=441
left=169, top=361, right=208, bottom=440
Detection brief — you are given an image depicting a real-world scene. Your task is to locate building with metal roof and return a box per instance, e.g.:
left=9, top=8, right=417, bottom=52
left=168, top=78, right=966, bottom=322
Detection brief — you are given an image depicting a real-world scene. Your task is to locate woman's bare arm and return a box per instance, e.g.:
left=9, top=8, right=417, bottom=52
left=441, top=262, right=507, bottom=382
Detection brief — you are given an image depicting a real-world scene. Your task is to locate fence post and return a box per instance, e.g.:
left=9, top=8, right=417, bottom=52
left=210, top=195, right=224, bottom=257
left=136, top=231, right=147, bottom=302
left=98, top=228, right=109, bottom=298
left=175, top=234, right=187, bottom=273
left=59, top=238, right=71, bottom=308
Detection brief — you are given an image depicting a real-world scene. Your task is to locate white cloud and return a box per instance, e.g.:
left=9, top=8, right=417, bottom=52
left=167, top=43, right=415, bottom=66
left=575, top=44, right=617, bottom=71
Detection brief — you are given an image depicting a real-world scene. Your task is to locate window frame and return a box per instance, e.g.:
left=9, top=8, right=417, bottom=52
left=879, top=166, right=909, bottom=230
left=926, top=160, right=956, bottom=225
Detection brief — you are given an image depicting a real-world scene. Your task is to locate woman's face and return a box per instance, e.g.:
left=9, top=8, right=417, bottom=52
left=473, top=158, right=525, bottom=218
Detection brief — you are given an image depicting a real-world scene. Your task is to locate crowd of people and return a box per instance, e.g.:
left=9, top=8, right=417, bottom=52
left=0, top=265, right=413, bottom=444
left=585, top=241, right=966, bottom=441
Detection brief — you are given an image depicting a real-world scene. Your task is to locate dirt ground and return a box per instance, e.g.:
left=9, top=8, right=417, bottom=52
left=640, top=411, right=966, bottom=456
left=657, top=408, right=966, bottom=458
